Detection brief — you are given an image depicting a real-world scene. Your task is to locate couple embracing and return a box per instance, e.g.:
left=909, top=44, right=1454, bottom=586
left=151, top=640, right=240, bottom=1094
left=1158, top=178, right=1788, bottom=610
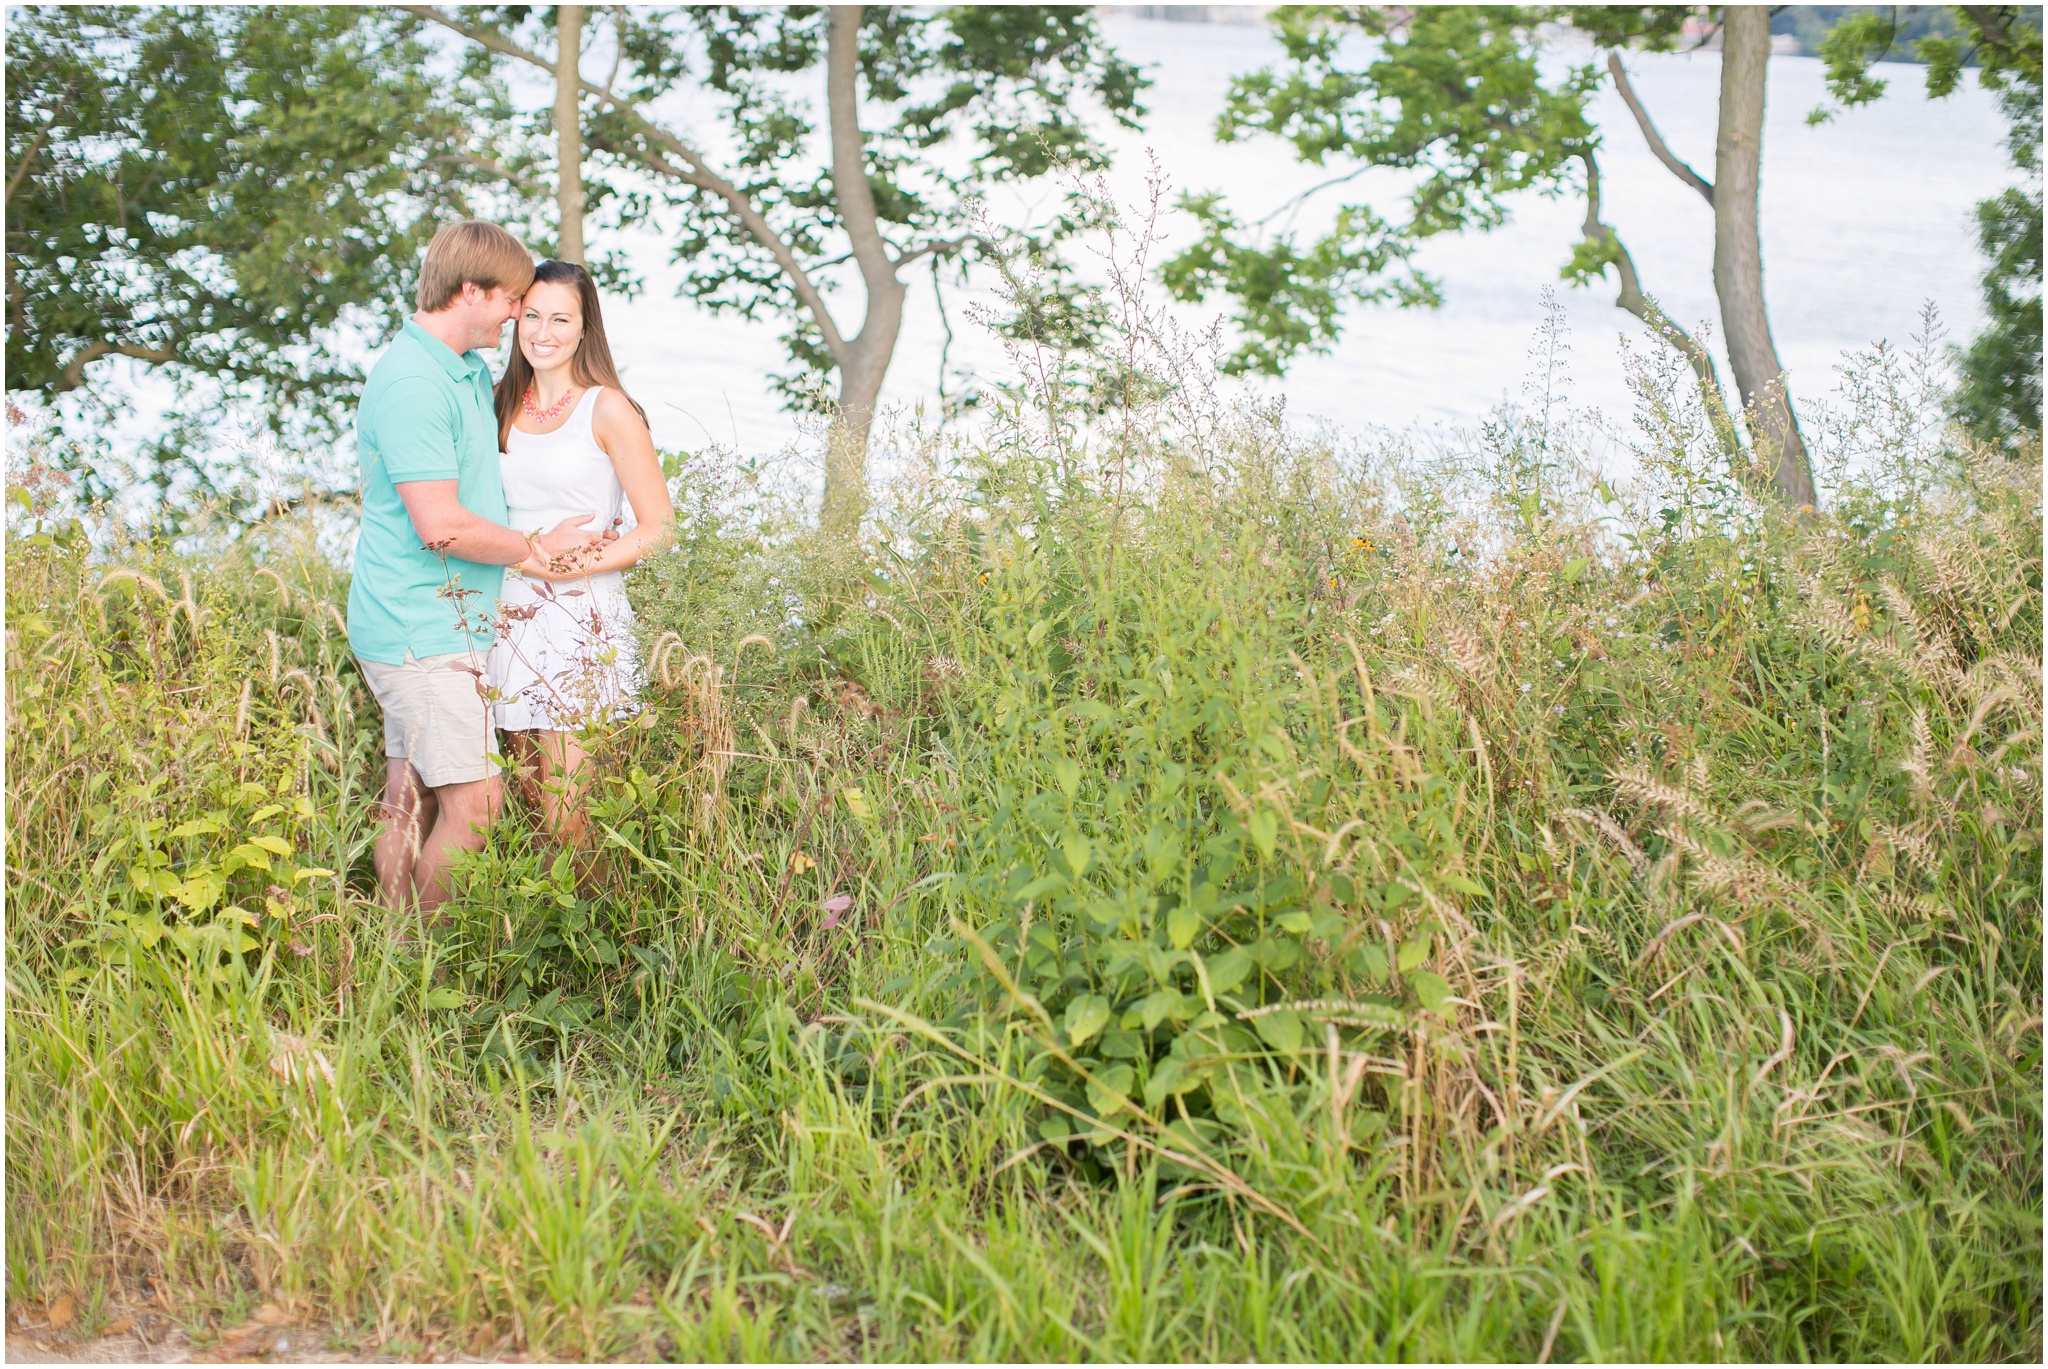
left=345, top=221, right=672, bottom=914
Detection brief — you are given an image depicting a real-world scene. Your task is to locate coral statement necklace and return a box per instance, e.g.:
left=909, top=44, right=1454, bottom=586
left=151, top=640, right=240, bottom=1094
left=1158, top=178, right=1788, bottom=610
left=521, top=382, right=580, bottom=424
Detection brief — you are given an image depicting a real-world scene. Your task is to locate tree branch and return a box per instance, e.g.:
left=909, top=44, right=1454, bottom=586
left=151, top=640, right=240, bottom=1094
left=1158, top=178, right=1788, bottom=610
left=1961, top=5, right=2045, bottom=78
left=401, top=3, right=847, bottom=358
left=7, top=82, right=76, bottom=210
left=893, top=232, right=993, bottom=270
left=1577, top=150, right=1739, bottom=455
left=1607, top=53, right=1714, bottom=207
left=422, top=151, right=546, bottom=196
left=6, top=123, right=55, bottom=209
left=58, top=340, right=178, bottom=391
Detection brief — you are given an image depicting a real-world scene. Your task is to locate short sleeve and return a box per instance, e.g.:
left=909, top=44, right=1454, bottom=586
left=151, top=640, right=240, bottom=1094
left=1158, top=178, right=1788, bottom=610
left=367, top=376, right=461, bottom=483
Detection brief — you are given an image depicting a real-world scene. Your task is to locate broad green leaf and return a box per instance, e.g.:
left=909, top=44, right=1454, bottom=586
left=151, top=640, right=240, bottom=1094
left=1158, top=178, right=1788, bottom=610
left=227, top=843, right=272, bottom=872
left=1440, top=872, right=1487, bottom=897
left=1027, top=618, right=1050, bottom=647
left=1275, top=909, right=1313, bottom=934
left=1398, top=932, right=1431, bottom=974
left=1065, top=994, right=1111, bottom=1047
left=1085, top=1062, right=1135, bottom=1115
left=1253, top=1008, right=1304, bottom=1054
left=842, top=786, right=873, bottom=822
left=1143, top=1057, right=1185, bottom=1108
left=248, top=804, right=285, bottom=823
left=1012, top=875, right=1061, bottom=904
left=1561, top=556, right=1591, bottom=583
left=424, top=986, right=466, bottom=1010
left=1258, top=936, right=1301, bottom=971
left=168, top=819, right=221, bottom=838
left=1410, top=970, right=1452, bottom=1014
left=1352, top=943, right=1391, bottom=979
left=174, top=871, right=225, bottom=911
left=1038, top=1114, right=1072, bottom=1143
left=1247, top=809, right=1278, bottom=859
left=1099, top=1027, right=1145, bottom=1059
left=247, top=833, right=293, bottom=857
left=1166, top=901, right=1202, bottom=949
left=291, top=867, right=336, bottom=883
left=1063, top=833, right=1092, bottom=878
left=1050, top=756, right=1080, bottom=796
left=1138, top=991, right=1179, bottom=1030
left=1204, top=945, right=1255, bottom=997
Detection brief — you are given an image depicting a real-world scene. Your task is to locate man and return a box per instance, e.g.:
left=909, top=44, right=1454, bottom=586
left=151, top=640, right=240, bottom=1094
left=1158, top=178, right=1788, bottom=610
left=347, top=221, right=601, bottom=914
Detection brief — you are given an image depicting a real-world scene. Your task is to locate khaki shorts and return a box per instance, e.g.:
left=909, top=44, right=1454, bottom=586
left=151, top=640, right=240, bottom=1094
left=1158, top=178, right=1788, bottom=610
left=356, top=652, right=497, bottom=789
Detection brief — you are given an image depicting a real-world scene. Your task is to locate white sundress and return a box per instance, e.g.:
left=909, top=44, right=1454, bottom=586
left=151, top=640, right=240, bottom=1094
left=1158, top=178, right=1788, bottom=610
left=487, top=385, right=643, bottom=732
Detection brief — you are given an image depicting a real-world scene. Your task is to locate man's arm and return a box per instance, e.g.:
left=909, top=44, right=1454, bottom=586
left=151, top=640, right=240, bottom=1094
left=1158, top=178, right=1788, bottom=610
left=395, top=480, right=595, bottom=564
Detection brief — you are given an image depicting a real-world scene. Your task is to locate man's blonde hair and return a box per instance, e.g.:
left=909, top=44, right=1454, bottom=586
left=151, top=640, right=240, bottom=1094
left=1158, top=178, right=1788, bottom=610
left=415, top=221, right=535, bottom=313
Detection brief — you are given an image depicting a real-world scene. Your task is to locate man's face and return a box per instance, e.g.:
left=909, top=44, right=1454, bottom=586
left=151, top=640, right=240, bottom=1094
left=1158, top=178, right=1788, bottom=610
left=460, top=283, right=524, bottom=352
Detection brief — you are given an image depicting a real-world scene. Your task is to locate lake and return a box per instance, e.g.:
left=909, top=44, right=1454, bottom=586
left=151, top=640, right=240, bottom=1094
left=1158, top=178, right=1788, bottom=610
left=598, top=13, right=2013, bottom=472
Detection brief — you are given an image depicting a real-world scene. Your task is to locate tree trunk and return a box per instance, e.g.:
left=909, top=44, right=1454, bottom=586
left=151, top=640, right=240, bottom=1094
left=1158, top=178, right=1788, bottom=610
left=554, top=5, right=585, bottom=265
left=1714, top=7, right=1816, bottom=507
left=820, top=4, right=906, bottom=540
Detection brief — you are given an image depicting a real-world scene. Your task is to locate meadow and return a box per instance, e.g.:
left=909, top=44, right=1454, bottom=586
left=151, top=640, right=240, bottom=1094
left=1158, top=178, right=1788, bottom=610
left=5, top=308, right=2042, bottom=1361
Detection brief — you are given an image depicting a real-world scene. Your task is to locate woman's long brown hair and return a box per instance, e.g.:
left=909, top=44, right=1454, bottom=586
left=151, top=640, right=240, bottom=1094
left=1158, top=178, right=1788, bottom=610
left=494, top=259, right=650, bottom=451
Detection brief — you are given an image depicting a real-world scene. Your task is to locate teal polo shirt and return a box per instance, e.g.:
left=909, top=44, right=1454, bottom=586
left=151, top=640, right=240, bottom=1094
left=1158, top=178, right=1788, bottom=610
left=346, top=318, right=509, bottom=665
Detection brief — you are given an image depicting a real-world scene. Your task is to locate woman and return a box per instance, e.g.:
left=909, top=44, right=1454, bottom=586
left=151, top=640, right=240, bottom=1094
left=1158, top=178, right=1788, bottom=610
left=489, top=259, right=673, bottom=845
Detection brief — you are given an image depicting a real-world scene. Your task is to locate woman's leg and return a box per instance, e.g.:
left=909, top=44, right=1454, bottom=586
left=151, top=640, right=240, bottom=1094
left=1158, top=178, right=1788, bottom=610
left=518, top=728, right=591, bottom=846
left=500, top=730, right=546, bottom=816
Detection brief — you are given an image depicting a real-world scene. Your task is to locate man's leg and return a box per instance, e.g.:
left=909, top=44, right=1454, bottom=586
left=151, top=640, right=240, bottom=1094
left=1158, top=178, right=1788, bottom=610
left=373, top=759, right=437, bottom=912
left=411, top=773, right=504, bottom=912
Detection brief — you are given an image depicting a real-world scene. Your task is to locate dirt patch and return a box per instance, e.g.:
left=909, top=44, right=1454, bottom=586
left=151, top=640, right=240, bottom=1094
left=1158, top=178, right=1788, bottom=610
left=5, top=1315, right=521, bottom=1364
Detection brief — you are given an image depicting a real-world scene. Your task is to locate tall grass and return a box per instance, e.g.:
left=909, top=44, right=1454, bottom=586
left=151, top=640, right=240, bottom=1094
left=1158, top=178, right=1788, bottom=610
left=6, top=294, right=2041, bottom=1360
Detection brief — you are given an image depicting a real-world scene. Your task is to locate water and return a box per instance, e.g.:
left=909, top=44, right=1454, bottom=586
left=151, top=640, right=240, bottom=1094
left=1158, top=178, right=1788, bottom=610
left=599, top=15, right=2012, bottom=465
left=54, top=15, right=2015, bottom=495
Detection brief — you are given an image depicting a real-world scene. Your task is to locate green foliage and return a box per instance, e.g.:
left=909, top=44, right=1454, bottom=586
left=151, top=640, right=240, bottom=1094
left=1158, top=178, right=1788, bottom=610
left=513, top=5, right=1149, bottom=408
left=3, top=7, right=528, bottom=487
left=1162, top=194, right=1435, bottom=375
left=1815, top=6, right=2043, bottom=444
left=1165, top=5, right=1681, bottom=372
left=6, top=313, right=2043, bottom=1357
left=927, top=452, right=1475, bottom=1149
left=1952, top=177, right=2043, bottom=441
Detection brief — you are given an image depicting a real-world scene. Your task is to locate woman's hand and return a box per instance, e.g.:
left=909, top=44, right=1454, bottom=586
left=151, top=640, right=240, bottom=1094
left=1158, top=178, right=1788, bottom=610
left=513, top=555, right=565, bottom=582
left=515, top=523, right=620, bottom=580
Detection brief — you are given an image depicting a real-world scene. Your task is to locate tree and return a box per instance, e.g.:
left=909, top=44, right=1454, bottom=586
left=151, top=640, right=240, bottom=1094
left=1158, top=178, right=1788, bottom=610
left=405, top=4, right=1147, bottom=529
left=4, top=6, right=528, bottom=496
left=1162, top=6, right=1825, bottom=507
left=1816, top=5, right=2042, bottom=444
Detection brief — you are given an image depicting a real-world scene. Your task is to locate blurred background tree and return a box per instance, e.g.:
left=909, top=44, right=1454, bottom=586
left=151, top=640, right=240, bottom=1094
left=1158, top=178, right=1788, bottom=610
left=1162, top=4, right=2045, bottom=508
left=4, top=6, right=536, bottom=507
left=404, top=3, right=1148, bottom=533
left=1815, top=4, right=2042, bottom=445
